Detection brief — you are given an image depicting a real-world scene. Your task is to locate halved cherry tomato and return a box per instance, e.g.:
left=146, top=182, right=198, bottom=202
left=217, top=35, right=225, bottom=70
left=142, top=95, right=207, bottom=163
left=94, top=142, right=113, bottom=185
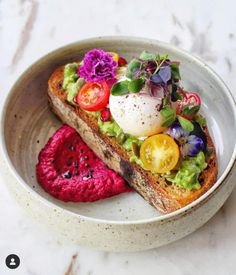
left=118, top=57, right=128, bottom=67
left=75, top=81, right=110, bottom=111
left=176, top=92, right=201, bottom=119
left=140, top=134, right=179, bottom=173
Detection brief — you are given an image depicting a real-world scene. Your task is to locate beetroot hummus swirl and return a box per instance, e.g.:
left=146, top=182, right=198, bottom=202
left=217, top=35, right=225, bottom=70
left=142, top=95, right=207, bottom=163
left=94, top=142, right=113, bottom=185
left=36, top=125, right=131, bottom=202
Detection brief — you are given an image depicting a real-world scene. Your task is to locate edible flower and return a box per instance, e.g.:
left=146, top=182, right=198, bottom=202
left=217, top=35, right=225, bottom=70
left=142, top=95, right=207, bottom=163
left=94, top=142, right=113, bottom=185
left=78, top=49, right=118, bottom=82
left=150, top=66, right=172, bottom=84
left=165, top=123, right=204, bottom=157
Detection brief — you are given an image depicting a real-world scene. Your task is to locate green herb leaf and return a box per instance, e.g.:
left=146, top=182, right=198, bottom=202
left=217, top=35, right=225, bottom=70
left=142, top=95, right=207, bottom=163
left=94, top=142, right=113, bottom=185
left=177, top=116, right=194, bottom=132
left=160, top=53, right=169, bottom=60
left=163, top=95, right=169, bottom=106
left=161, top=116, right=176, bottom=127
left=195, top=114, right=207, bottom=127
left=171, top=84, right=181, bottom=102
left=139, top=51, right=156, bottom=61
left=182, top=105, right=200, bottom=116
left=170, top=62, right=181, bottom=81
left=160, top=106, right=176, bottom=127
left=111, top=81, right=129, bottom=96
left=128, top=78, right=144, bottom=93
left=126, top=59, right=141, bottom=79
left=156, top=54, right=161, bottom=62
left=160, top=106, right=176, bottom=119
left=153, top=54, right=169, bottom=74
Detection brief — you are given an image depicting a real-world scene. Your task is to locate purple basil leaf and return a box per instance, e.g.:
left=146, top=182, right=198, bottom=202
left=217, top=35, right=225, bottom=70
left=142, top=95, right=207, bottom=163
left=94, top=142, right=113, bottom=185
left=144, top=61, right=157, bottom=74
left=133, top=68, right=142, bottom=79
left=163, top=59, right=171, bottom=65
left=147, top=80, right=164, bottom=98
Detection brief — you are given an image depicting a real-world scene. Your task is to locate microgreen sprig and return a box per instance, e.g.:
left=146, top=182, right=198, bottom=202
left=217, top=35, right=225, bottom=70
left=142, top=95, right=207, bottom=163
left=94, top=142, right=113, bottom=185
left=153, top=54, right=169, bottom=75
left=160, top=105, right=194, bottom=132
left=111, top=51, right=181, bottom=96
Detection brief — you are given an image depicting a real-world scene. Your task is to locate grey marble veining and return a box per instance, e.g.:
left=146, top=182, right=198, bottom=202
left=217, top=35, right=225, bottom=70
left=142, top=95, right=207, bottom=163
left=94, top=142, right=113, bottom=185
left=0, top=0, right=236, bottom=274
left=11, top=0, right=39, bottom=69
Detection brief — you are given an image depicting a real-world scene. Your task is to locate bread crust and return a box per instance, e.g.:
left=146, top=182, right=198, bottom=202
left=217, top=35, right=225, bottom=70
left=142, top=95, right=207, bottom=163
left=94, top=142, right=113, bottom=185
left=47, top=66, right=218, bottom=213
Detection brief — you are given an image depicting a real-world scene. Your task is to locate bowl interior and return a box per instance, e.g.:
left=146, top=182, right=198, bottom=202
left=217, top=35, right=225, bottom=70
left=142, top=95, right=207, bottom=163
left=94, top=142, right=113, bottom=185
left=3, top=38, right=236, bottom=221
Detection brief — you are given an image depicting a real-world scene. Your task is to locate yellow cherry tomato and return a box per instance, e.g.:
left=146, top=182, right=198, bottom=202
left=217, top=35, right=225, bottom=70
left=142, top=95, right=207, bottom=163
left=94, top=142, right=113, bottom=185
left=108, top=51, right=119, bottom=62
left=140, top=134, right=179, bottom=173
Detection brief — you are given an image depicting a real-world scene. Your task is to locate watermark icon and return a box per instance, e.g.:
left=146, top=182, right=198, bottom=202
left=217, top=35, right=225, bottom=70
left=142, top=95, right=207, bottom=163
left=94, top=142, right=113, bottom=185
left=5, top=254, right=20, bottom=269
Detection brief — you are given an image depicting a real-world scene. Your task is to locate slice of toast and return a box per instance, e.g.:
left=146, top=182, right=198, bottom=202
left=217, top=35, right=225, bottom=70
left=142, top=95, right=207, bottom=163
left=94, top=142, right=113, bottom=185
left=47, top=66, right=218, bottom=213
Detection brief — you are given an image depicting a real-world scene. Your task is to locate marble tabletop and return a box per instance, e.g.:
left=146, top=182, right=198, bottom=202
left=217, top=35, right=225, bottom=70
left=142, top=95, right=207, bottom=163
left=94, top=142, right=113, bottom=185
left=0, top=0, right=236, bottom=274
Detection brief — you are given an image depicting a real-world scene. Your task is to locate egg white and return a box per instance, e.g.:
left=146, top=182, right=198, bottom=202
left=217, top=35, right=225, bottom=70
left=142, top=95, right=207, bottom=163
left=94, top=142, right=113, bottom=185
left=109, top=93, right=165, bottom=136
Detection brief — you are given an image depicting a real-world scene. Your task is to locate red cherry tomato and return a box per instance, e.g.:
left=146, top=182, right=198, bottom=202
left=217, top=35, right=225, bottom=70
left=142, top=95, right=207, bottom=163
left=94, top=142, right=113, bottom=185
left=176, top=92, right=201, bottom=119
left=118, top=57, right=128, bottom=67
left=75, top=81, right=110, bottom=111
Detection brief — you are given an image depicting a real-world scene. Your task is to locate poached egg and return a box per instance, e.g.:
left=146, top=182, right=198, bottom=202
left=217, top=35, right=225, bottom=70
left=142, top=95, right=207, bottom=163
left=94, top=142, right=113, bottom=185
left=109, top=93, right=166, bottom=137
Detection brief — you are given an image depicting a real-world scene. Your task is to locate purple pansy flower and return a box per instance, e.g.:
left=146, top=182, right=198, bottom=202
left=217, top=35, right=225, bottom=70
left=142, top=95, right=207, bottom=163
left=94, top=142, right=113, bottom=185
left=150, top=66, right=172, bottom=84
left=165, top=123, right=204, bottom=157
left=78, top=49, right=118, bottom=82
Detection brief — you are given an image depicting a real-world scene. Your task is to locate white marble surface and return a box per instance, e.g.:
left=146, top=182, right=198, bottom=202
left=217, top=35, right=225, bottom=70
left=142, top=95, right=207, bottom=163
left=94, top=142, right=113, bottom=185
left=0, top=0, right=236, bottom=274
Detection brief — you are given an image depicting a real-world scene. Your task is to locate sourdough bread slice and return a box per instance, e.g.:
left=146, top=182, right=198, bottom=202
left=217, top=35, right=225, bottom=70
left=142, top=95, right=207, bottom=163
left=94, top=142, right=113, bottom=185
left=47, top=66, right=217, bottom=213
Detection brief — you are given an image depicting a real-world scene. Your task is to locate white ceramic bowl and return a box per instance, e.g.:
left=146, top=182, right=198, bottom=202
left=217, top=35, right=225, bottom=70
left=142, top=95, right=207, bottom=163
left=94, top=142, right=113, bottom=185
left=1, top=37, right=236, bottom=252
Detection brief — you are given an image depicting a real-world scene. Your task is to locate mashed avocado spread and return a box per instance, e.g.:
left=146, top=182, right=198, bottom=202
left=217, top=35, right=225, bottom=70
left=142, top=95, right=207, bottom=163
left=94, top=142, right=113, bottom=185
left=98, top=118, right=145, bottom=167
left=63, top=63, right=79, bottom=89
left=98, top=117, right=143, bottom=152
left=63, top=63, right=84, bottom=104
left=166, top=151, right=207, bottom=190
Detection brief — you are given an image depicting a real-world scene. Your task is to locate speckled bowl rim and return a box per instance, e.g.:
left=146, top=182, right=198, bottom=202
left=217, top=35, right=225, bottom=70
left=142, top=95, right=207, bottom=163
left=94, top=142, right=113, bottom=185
left=1, top=36, right=236, bottom=225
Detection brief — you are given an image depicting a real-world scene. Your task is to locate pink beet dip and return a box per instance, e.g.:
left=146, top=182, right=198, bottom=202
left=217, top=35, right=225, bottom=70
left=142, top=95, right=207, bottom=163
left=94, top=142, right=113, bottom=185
left=36, top=125, right=131, bottom=202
